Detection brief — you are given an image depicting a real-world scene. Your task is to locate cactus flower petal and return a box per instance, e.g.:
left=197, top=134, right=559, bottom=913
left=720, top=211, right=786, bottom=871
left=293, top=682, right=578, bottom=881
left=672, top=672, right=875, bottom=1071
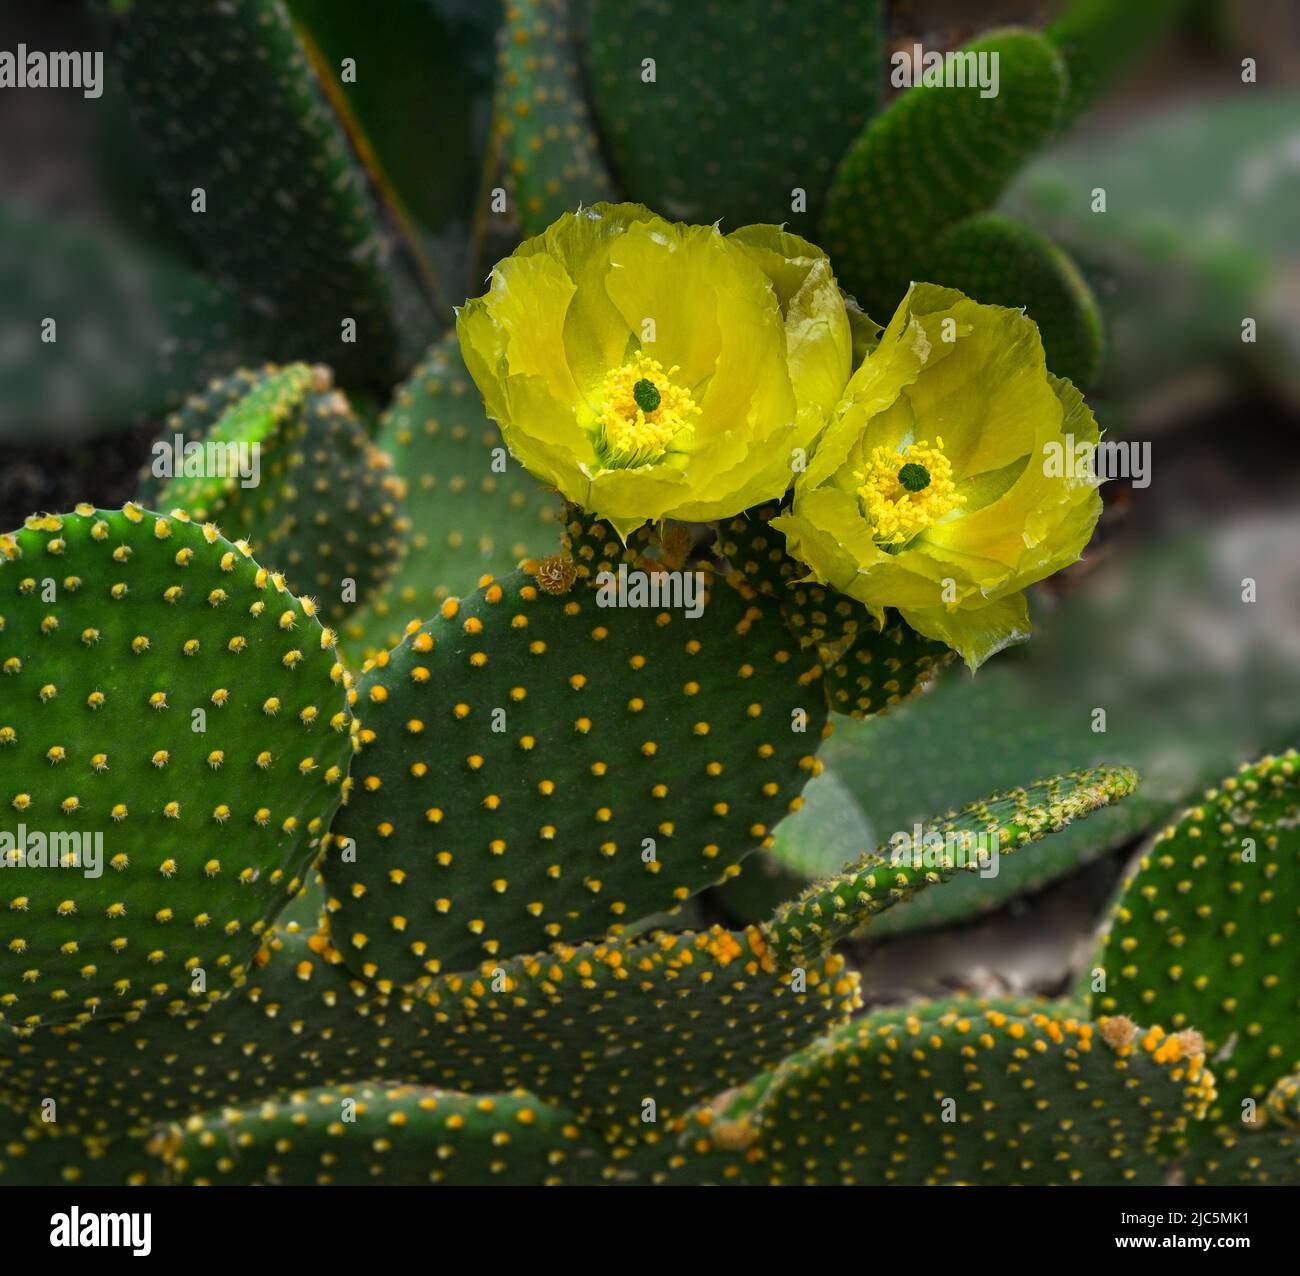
left=457, top=203, right=852, bottom=537
left=774, top=282, right=1103, bottom=670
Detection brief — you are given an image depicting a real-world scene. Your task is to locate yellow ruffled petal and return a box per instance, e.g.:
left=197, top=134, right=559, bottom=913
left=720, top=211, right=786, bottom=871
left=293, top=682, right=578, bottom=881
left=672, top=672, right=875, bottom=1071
left=779, top=284, right=1104, bottom=670
left=457, top=202, right=852, bottom=534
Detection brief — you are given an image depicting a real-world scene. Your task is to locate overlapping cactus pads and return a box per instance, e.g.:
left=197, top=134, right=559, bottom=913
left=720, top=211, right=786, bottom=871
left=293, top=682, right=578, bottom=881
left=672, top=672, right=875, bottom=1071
left=0, top=0, right=1292, bottom=1195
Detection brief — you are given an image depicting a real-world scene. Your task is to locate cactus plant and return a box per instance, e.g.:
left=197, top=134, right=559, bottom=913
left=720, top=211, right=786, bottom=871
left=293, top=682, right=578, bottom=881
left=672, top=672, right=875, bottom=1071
left=1091, top=751, right=1300, bottom=1184
left=739, top=516, right=1300, bottom=935
left=0, top=0, right=1287, bottom=1195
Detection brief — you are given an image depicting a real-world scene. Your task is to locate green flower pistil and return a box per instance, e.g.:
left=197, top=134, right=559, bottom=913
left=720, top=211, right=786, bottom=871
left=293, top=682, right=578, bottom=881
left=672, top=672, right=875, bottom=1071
left=586, top=351, right=700, bottom=470
left=857, top=437, right=964, bottom=545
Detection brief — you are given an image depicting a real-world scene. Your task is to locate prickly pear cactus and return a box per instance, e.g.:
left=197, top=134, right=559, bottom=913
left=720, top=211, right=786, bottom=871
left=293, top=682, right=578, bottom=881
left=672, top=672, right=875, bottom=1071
left=0, top=505, right=354, bottom=1028
left=679, top=1005, right=1215, bottom=1185
left=138, top=364, right=409, bottom=629
left=1091, top=752, right=1300, bottom=1184
left=347, top=333, right=561, bottom=656
left=325, top=557, right=828, bottom=981
left=0, top=0, right=1271, bottom=1197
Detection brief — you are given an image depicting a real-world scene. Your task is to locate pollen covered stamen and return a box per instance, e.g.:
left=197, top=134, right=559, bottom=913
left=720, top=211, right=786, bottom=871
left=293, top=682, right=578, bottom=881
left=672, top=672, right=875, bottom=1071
left=857, top=437, right=963, bottom=545
left=589, top=352, right=700, bottom=470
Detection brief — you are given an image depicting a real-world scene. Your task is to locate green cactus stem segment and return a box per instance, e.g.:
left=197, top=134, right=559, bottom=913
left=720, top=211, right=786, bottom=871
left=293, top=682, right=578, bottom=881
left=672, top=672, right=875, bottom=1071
left=896, top=462, right=931, bottom=492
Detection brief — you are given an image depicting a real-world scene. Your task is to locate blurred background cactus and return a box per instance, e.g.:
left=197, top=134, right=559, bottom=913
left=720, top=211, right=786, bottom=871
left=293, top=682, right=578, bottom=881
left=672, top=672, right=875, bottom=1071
left=0, top=0, right=1298, bottom=1188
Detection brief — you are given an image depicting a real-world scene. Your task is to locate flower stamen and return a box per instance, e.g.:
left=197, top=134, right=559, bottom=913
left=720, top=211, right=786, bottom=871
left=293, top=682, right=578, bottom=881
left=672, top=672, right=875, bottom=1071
left=588, top=352, right=700, bottom=470
left=857, top=437, right=963, bottom=545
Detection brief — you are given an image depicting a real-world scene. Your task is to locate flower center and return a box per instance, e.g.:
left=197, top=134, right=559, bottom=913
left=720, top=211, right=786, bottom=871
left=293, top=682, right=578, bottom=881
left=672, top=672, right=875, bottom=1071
left=590, top=352, right=700, bottom=470
left=856, top=437, right=964, bottom=545
left=896, top=462, right=931, bottom=492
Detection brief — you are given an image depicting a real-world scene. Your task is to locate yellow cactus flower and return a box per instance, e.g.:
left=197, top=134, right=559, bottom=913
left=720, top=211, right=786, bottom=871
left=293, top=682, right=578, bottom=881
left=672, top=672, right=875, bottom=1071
left=774, top=283, right=1104, bottom=670
left=456, top=204, right=852, bottom=536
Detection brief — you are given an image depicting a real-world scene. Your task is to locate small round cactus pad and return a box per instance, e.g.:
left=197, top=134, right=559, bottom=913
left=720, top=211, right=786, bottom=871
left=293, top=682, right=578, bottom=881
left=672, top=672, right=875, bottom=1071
left=0, top=506, right=354, bottom=1027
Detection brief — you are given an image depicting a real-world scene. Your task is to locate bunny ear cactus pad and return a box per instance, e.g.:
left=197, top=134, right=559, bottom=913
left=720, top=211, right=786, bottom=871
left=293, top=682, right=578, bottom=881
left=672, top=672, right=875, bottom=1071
left=325, top=563, right=827, bottom=983
left=138, top=364, right=409, bottom=629
left=762, top=766, right=1139, bottom=969
left=0, top=1100, right=162, bottom=1187
left=819, top=29, right=1068, bottom=324
left=0, top=506, right=353, bottom=1027
left=111, top=0, right=429, bottom=387
left=496, top=0, right=615, bottom=238
left=922, top=213, right=1104, bottom=386
left=158, top=1085, right=606, bottom=1186
left=1091, top=752, right=1300, bottom=1182
left=678, top=1004, right=1216, bottom=1185
left=348, top=333, right=561, bottom=657
left=585, top=0, right=883, bottom=228
left=422, top=923, right=857, bottom=1155
left=0, top=920, right=850, bottom=1177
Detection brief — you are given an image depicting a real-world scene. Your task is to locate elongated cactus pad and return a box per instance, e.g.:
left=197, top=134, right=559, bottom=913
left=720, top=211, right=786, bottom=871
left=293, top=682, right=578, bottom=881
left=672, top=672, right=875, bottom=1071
left=1048, top=0, right=1189, bottom=127
left=158, top=1085, right=605, bottom=1186
left=677, top=1004, right=1216, bottom=1184
left=0, top=918, right=853, bottom=1180
left=496, top=0, right=614, bottom=238
left=138, top=365, right=409, bottom=628
left=0, top=506, right=353, bottom=1027
left=762, top=766, right=1139, bottom=969
left=111, top=0, right=429, bottom=387
left=326, top=563, right=827, bottom=981
left=284, top=0, right=500, bottom=300
left=1092, top=752, right=1300, bottom=1183
left=348, top=334, right=562, bottom=656
left=820, top=29, right=1067, bottom=322
left=586, top=0, right=883, bottom=229
left=422, top=924, right=857, bottom=1150
left=762, top=516, right=1300, bottom=935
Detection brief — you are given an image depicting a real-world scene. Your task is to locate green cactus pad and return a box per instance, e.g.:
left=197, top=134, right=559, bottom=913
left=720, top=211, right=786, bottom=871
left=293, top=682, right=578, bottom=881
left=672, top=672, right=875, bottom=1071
left=0, top=918, right=853, bottom=1176
left=559, top=506, right=662, bottom=582
left=0, top=929, right=394, bottom=1147
left=347, top=334, right=562, bottom=657
left=138, top=364, right=409, bottom=628
left=0, top=1097, right=160, bottom=1186
left=679, top=1003, right=1216, bottom=1184
left=496, top=0, right=615, bottom=238
left=325, top=563, right=827, bottom=982
left=1092, top=752, right=1300, bottom=1181
left=0, top=506, right=353, bottom=1027
left=1187, top=1125, right=1300, bottom=1186
left=586, top=0, right=883, bottom=229
left=420, top=923, right=857, bottom=1149
left=158, top=1084, right=605, bottom=1185
left=111, top=0, right=428, bottom=387
left=922, top=213, right=1104, bottom=386
left=284, top=0, right=501, bottom=301
left=1048, top=0, right=1189, bottom=126
left=820, top=29, right=1067, bottom=321
left=762, top=766, right=1139, bottom=970
left=717, top=509, right=952, bottom=719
